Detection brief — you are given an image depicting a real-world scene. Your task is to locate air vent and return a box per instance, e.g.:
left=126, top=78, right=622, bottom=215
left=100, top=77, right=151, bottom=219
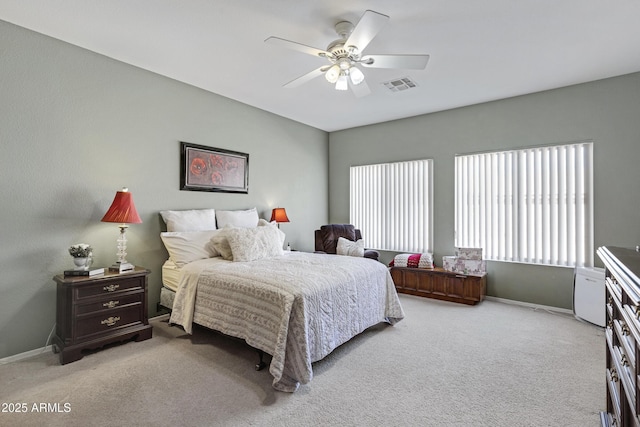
left=383, top=77, right=418, bottom=92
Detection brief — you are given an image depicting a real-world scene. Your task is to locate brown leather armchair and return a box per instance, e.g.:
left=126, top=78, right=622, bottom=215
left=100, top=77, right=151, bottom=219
left=314, top=224, right=380, bottom=261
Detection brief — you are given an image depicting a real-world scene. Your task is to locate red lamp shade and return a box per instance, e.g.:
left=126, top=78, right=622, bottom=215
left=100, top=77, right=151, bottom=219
left=101, top=188, right=142, bottom=224
left=270, top=207, right=290, bottom=223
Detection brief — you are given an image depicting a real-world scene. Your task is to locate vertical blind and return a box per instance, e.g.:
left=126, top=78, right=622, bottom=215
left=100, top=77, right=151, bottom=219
left=350, top=159, right=433, bottom=253
left=454, top=142, right=594, bottom=267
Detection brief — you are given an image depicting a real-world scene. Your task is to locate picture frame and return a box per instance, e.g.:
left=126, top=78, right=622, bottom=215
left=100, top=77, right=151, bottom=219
left=180, top=142, right=249, bottom=193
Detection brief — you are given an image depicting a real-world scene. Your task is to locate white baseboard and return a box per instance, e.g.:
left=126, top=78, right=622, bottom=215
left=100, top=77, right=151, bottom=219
left=0, top=301, right=575, bottom=364
left=150, top=313, right=170, bottom=321
left=1, top=315, right=170, bottom=365
left=0, top=345, right=53, bottom=365
left=485, top=295, right=573, bottom=315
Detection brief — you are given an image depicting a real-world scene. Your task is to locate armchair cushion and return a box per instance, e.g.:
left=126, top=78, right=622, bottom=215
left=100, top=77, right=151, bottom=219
left=314, top=224, right=379, bottom=261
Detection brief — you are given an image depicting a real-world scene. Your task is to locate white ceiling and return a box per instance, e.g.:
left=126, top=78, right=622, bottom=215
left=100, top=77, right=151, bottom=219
left=2, top=1, right=640, bottom=132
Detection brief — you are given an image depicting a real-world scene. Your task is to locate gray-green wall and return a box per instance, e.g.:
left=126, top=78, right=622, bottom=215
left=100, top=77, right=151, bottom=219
left=4, top=17, right=640, bottom=361
left=0, top=21, right=328, bottom=359
left=329, top=72, right=640, bottom=309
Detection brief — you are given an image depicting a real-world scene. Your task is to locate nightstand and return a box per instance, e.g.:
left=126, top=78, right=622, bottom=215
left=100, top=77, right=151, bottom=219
left=52, top=266, right=153, bottom=364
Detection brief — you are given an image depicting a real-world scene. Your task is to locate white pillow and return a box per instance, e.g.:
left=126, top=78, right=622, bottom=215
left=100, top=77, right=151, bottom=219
left=226, top=226, right=284, bottom=262
left=209, top=228, right=234, bottom=261
left=216, top=208, right=259, bottom=229
left=258, top=219, right=286, bottom=247
left=336, top=237, right=365, bottom=257
left=160, top=209, right=216, bottom=232
left=160, top=230, right=219, bottom=267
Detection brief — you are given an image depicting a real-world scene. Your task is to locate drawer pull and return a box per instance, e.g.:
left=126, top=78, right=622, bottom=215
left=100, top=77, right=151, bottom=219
left=103, top=300, right=119, bottom=309
left=611, top=368, right=619, bottom=383
left=621, top=354, right=629, bottom=367
left=621, top=322, right=630, bottom=336
left=100, top=316, right=120, bottom=327
left=103, top=284, right=120, bottom=292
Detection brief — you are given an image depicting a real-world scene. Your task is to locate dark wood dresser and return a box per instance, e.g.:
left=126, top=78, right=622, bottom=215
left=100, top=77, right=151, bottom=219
left=597, top=246, right=640, bottom=426
left=390, top=266, right=486, bottom=305
left=52, top=266, right=152, bottom=364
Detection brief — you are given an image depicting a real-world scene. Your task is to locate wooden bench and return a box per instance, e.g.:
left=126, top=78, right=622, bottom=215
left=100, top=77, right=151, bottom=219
left=390, top=266, right=486, bottom=305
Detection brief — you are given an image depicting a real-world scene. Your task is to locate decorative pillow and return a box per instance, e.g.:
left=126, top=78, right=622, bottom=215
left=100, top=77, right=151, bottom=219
left=258, top=219, right=286, bottom=247
left=336, top=237, right=365, bottom=257
left=160, top=209, right=216, bottom=232
left=209, top=228, right=235, bottom=261
left=226, top=225, right=284, bottom=262
left=160, top=230, right=219, bottom=267
left=216, top=208, right=259, bottom=229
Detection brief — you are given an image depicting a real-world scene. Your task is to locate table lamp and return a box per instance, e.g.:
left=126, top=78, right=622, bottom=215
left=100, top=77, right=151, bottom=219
left=101, top=187, right=142, bottom=272
left=270, top=207, right=290, bottom=228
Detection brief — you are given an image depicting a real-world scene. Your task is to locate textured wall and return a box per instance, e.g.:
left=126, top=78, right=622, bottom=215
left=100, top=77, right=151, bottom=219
left=0, top=21, right=328, bottom=359
left=329, top=72, right=640, bottom=309
left=4, top=15, right=640, bottom=359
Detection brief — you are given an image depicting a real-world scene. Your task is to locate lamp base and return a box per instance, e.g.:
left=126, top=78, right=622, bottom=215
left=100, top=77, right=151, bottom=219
left=108, top=262, right=135, bottom=273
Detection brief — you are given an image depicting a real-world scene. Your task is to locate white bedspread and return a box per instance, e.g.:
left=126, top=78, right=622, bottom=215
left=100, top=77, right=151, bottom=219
left=169, top=251, right=404, bottom=392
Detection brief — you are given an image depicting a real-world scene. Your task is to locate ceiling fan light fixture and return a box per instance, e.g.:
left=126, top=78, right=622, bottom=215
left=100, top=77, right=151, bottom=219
left=349, top=66, right=365, bottom=85
left=335, top=73, right=349, bottom=91
left=325, top=64, right=340, bottom=83
left=338, top=58, right=351, bottom=71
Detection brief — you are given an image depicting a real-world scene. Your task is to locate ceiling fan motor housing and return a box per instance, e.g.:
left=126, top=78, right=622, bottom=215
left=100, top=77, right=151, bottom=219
left=326, top=20, right=361, bottom=62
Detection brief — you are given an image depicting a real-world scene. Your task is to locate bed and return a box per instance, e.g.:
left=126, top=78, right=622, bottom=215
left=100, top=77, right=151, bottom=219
left=158, top=208, right=404, bottom=392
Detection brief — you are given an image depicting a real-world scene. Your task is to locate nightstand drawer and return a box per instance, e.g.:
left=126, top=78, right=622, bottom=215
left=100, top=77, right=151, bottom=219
left=76, top=304, right=144, bottom=341
left=75, top=276, right=143, bottom=300
left=75, top=292, right=143, bottom=315
left=53, top=267, right=152, bottom=364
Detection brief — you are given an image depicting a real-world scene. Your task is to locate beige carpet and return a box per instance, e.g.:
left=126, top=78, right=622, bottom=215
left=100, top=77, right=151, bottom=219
left=0, top=295, right=604, bottom=427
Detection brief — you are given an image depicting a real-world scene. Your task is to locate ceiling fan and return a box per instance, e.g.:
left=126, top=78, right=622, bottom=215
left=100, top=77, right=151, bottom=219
left=265, top=10, right=430, bottom=97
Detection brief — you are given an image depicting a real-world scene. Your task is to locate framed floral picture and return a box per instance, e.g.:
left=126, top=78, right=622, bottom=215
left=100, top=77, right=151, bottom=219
left=180, top=142, right=249, bottom=193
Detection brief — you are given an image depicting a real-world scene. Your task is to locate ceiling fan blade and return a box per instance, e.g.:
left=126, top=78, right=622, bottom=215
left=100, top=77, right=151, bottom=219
left=360, top=54, right=430, bottom=70
left=350, top=79, right=371, bottom=98
left=345, top=10, right=389, bottom=52
left=265, top=36, right=329, bottom=58
left=283, top=66, right=328, bottom=88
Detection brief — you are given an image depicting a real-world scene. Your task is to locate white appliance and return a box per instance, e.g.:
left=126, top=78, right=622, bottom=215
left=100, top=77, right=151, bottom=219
left=573, top=266, right=605, bottom=327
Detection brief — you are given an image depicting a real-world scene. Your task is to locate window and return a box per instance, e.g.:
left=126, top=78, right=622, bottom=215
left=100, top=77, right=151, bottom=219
left=350, top=159, right=433, bottom=253
left=455, top=142, right=594, bottom=267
